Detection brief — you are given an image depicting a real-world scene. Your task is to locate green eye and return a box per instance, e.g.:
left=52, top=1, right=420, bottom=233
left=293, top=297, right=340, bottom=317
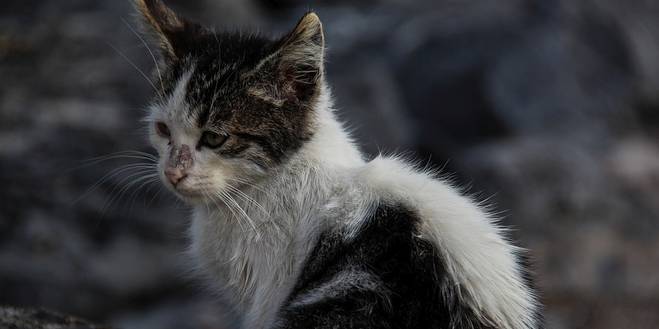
left=200, top=131, right=228, bottom=149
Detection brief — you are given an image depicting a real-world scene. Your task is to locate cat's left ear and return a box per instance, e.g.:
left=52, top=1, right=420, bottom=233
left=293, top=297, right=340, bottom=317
left=134, top=0, right=205, bottom=62
left=247, top=12, right=325, bottom=105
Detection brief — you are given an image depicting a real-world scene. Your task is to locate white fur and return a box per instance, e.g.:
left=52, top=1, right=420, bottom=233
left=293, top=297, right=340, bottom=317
left=154, top=73, right=538, bottom=328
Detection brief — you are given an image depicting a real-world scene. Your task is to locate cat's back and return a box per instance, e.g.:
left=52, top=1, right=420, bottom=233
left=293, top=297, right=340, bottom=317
left=275, top=156, right=539, bottom=329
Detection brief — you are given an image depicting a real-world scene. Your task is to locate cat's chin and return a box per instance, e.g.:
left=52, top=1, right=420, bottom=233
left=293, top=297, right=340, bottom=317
left=165, top=186, right=205, bottom=204
left=174, top=191, right=205, bottom=205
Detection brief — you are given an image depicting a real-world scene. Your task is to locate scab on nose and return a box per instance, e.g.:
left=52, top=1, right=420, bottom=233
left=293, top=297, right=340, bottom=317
left=165, top=144, right=193, bottom=186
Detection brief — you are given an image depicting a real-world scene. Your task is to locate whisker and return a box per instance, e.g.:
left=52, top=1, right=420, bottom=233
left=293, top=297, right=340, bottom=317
left=74, top=163, right=157, bottom=204
left=219, top=190, right=260, bottom=238
left=225, top=183, right=268, bottom=215
left=69, top=150, right=156, bottom=173
left=208, top=189, right=248, bottom=233
left=209, top=188, right=246, bottom=232
left=121, top=17, right=167, bottom=99
left=100, top=170, right=159, bottom=216
left=145, top=184, right=165, bottom=208
left=225, top=177, right=272, bottom=196
left=126, top=176, right=161, bottom=213
left=222, top=179, right=285, bottom=235
left=103, top=168, right=157, bottom=203
left=83, top=150, right=157, bottom=161
left=76, top=154, right=156, bottom=169
left=107, top=41, right=166, bottom=102
left=199, top=188, right=212, bottom=215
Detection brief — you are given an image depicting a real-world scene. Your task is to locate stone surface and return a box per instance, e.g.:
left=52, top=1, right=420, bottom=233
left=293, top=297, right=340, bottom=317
left=0, top=307, right=111, bottom=329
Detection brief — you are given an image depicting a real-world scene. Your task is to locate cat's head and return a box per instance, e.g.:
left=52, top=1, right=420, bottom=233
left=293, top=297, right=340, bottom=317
left=135, top=0, right=325, bottom=203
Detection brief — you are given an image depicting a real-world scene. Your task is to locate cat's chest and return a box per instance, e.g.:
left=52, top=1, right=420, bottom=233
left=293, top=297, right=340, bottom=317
left=190, top=208, right=307, bottom=328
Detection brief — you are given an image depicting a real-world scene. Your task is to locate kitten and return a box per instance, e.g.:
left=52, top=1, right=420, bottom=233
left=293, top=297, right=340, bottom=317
left=135, top=0, right=540, bottom=328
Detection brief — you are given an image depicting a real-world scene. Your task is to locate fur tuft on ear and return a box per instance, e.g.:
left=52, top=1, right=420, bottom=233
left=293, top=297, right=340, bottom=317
left=280, top=12, right=325, bottom=85
left=134, top=0, right=203, bottom=61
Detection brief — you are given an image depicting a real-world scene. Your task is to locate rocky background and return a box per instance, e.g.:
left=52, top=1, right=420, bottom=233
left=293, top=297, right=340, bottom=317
left=1, top=0, right=659, bottom=328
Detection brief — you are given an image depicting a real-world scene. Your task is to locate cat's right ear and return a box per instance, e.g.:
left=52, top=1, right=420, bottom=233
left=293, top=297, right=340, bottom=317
left=134, top=0, right=203, bottom=62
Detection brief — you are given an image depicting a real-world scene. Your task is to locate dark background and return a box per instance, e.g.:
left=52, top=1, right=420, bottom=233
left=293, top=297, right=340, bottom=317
left=1, top=0, right=659, bottom=328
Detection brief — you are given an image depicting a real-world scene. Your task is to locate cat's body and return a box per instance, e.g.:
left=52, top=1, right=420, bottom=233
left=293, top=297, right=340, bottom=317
left=134, top=1, right=540, bottom=328
left=190, top=109, right=537, bottom=329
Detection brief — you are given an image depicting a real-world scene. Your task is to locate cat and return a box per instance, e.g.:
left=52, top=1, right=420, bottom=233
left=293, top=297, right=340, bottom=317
left=134, top=0, right=540, bottom=328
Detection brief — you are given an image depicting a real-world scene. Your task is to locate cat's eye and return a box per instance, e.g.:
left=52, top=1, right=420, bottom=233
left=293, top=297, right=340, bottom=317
left=200, top=131, right=228, bottom=149
left=155, top=122, right=171, bottom=138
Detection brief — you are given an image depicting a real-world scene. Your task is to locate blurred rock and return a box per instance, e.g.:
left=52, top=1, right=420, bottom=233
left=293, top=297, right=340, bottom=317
left=458, top=136, right=659, bottom=328
left=0, top=307, right=111, bottom=329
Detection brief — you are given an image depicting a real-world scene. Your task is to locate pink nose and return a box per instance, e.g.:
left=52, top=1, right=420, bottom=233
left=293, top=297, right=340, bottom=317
left=165, top=168, right=187, bottom=186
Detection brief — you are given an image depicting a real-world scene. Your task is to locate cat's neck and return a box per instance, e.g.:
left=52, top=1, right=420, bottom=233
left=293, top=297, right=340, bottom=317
left=295, top=87, right=364, bottom=170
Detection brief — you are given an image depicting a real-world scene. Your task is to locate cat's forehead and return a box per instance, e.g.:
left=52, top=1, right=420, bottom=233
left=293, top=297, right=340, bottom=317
left=150, top=68, right=194, bottom=126
left=155, top=32, right=276, bottom=128
left=152, top=66, right=225, bottom=132
left=183, top=31, right=275, bottom=85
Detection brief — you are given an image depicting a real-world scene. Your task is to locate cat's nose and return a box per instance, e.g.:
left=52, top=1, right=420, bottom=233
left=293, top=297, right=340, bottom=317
left=165, top=167, right=187, bottom=186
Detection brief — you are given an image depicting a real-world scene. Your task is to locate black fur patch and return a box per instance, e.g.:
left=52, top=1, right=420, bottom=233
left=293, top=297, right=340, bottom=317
left=275, top=204, right=500, bottom=329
